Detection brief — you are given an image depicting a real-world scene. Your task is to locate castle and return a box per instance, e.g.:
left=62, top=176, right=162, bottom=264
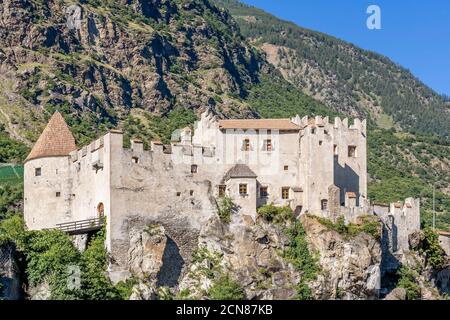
left=23, top=111, right=420, bottom=282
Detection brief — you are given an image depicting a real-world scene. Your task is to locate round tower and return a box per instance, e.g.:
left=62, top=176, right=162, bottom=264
left=24, top=112, right=77, bottom=230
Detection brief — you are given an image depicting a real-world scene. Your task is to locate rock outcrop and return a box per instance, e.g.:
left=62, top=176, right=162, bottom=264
left=0, top=243, right=21, bottom=300
left=301, top=215, right=382, bottom=300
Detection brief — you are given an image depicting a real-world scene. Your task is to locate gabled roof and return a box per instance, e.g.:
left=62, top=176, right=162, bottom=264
left=25, top=112, right=77, bottom=162
left=218, top=119, right=300, bottom=130
left=223, top=164, right=257, bottom=182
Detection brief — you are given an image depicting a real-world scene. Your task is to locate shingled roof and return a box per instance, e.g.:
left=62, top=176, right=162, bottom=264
left=219, top=119, right=300, bottom=130
left=25, top=112, right=77, bottom=162
left=223, top=164, right=257, bottom=182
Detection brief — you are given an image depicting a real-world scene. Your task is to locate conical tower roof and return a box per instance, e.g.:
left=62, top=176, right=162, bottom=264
left=25, top=112, right=77, bottom=162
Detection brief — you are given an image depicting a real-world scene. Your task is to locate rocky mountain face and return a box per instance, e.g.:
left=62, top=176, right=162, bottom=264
left=114, top=213, right=385, bottom=300
left=0, top=0, right=269, bottom=145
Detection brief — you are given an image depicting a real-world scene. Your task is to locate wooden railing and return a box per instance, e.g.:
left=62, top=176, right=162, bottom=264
left=56, top=217, right=105, bottom=235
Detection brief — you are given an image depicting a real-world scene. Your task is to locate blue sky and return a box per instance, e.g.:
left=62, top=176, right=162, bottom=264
left=240, top=0, right=450, bottom=96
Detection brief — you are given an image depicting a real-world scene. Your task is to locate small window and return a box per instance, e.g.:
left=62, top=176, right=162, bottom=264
left=282, top=187, right=290, bottom=200
left=239, top=184, right=248, bottom=195
left=264, top=139, right=273, bottom=151
left=191, top=164, right=198, bottom=174
left=56, top=192, right=61, bottom=198
left=319, top=141, right=323, bottom=146
left=334, top=145, right=338, bottom=156
left=348, top=146, right=357, bottom=158
left=311, top=128, right=316, bottom=134
left=243, top=139, right=251, bottom=151
left=219, top=185, right=226, bottom=197
left=284, top=165, right=289, bottom=171
left=35, top=167, right=41, bottom=176
left=260, top=186, right=268, bottom=198
left=176, top=192, right=181, bottom=197
left=132, top=156, right=139, bottom=164
left=190, top=190, right=194, bottom=196
left=55, top=169, right=58, bottom=175
left=321, top=199, right=328, bottom=210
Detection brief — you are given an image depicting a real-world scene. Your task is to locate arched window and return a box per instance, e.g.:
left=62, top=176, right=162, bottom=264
left=97, top=203, right=105, bottom=218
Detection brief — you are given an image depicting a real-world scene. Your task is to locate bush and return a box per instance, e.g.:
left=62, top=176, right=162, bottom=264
left=207, top=275, right=245, bottom=300
left=397, top=267, right=421, bottom=300
left=420, top=228, right=446, bottom=269
left=217, top=197, right=234, bottom=224
left=283, top=221, right=320, bottom=300
left=257, top=205, right=293, bottom=224
left=315, top=215, right=381, bottom=240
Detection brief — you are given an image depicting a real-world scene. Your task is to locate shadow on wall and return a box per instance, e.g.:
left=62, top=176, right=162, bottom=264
left=334, top=161, right=360, bottom=205
left=156, top=237, right=185, bottom=288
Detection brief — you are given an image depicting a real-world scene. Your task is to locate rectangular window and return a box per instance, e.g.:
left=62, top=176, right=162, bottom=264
left=348, top=146, right=357, bottom=158
left=319, top=141, right=323, bottom=146
left=334, top=145, right=338, bottom=156
left=260, top=186, right=268, bottom=198
left=191, top=164, right=198, bottom=174
left=35, top=168, right=41, bottom=176
left=284, top=165, right=289, bottom=171
left=132, top=156, right=139, bottom=164
left=321, top=199, right=328, bottom=210
left=56, top=192, right=61, bottom=198
left=219, top=185, right=226, bottom=197
left=264, top=139, right=273, bottom=151
left=243, top=139, right=251, bottom=151
left=239, top=184, right=248, bottom=195
left=282, top=187, right=290, bottom=200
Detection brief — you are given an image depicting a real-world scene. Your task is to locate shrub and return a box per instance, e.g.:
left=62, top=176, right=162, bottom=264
left=315, top=215, right=381, bottom=240
left=283, top=221, right=320, bottom=300
left=207, top=275, right=245, bottom=300
left=217, top=196, right=234, bottom=224
left=257, top=205, right=293, bottom=224
left=420, top=228, right=446, bottom=269
left=397, top=267, right=421, bottom=300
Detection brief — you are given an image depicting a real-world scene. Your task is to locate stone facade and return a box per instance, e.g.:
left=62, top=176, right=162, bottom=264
left=23, top=111, right=420, bottom=282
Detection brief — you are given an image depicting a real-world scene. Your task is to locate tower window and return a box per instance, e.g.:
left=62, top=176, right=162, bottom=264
left=282, top=187, right=290, bottom=200
left=239, top=184, right=248, bottom=195
left=56, top=192, right=61, bottom=198
left=219, top=185, right=226, bottom=197
left=35, top=168, right=41, bottom=176
left=263, top=139, right=273, bottom=151
left=190, top=190, right=194, bottom=196
left=191, top=164, right=198, bottom=174
left=260, top=186, right=268, bottom=198
left=319, top=141, right=323, bottom=146
left=284, top=165, right=289, bottom=171
left=321, top=199, right=328, bottom=210
left=348, top=146, right=357, bottom=158
left=132, top=156, right=139, bottom=164
left=243, top=139, right=251, bottom=151
left=334, top=145, right=338, bottom=155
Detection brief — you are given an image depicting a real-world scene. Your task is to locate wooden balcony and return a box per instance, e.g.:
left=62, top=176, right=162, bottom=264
left=56, top=217, right=105, bottom=235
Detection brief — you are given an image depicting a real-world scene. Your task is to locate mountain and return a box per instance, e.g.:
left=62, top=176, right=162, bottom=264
left=0, top=0, right=448, bottom=228
left=212, top=0, right=450, bottom=230
left=212, top=0, right=450, bottom=138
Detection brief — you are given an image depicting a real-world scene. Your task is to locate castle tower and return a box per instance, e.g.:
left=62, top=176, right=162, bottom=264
left=24, top=112, right=77, bottom=230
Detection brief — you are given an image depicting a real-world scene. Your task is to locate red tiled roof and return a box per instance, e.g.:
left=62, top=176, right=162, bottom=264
left=25, top=112, right=76, bottom=162
left=219, top=119, right=300, bottom=130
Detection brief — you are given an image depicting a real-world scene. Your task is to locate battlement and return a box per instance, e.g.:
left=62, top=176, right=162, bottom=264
left=291, top=115, right=367, bottom=136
